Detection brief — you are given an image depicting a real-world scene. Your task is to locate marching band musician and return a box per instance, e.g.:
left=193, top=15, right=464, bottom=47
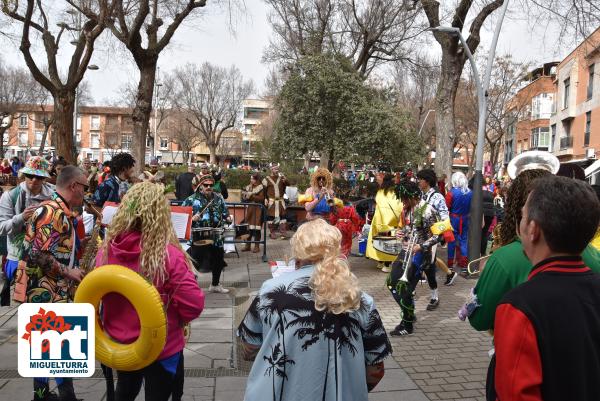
left=96, top=182, right=204, bottom=401
left=262, top=163, right=288, bottom=239
left=138, top=158, right=165, bottom=184
left=387, top=180, right=454, bottom=337
left=19, top=166, right=87, bottom=401
left=183, top=174, right=231, bottom=293
left=303, top=167, right=335, bottom=221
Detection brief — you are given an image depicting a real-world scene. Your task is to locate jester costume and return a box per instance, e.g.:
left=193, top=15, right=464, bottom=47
left=330, top=204, right=363, bottom=256
left=387, top=183, right=454, bottom=336
left=445, top=187, right=472, bottom=270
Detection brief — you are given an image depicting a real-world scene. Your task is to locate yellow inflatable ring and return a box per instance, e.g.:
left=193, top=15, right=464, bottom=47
left=74, top=264, right=167, bottom=371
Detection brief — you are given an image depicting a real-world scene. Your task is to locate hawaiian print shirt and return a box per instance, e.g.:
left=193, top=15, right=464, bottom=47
left=22, top=193, right=78, bottom=303
left=182, top=191, right=229, bottom=247
left=422, top=188, right=449, bottom=221
left=92, top=175, right=129, bottom=207
left=237, top=265, right=392, bottom=401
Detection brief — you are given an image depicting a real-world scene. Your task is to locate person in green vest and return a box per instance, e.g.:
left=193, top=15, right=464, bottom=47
left=463, top=169, right=600, bottom=332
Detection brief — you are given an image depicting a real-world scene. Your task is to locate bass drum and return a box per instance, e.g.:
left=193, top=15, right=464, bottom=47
left=372, top=236, right=403, bottom=256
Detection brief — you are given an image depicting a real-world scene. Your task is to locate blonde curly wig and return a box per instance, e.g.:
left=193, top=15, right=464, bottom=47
left=292, top=219, right=361, bottom=314
left=310, top=167, right=333, bottom=191
left=102, top=182, right=193, bottom=284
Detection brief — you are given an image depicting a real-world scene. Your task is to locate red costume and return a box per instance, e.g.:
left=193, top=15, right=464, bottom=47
left=330, top=205, right=364, bottom=256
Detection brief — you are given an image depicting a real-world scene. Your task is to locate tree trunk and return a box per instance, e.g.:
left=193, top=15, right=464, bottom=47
left=0, top=125, right=8, bottom=159
left=209, top=144, right=217, bottom=164
left=434, top=53, right=464, bottom=179
left=131, top=61, right=158, bottom=174
left=319, top=152, right=329, bottom=168
left=53, top=91, right=76, bottom=164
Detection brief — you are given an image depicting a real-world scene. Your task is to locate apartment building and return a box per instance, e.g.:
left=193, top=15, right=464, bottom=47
left=503, top=62, right=558, bottom=165
left=241, top=98, right=273, bottom=165
left=549, top=27, right=600, bottom=164
left=4, top=105, right=184, bottom=163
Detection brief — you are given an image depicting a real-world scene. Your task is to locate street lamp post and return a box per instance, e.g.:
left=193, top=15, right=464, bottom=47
left=417, top=109, right=435, bottom=137
left=430, top=0, right=510, bottom=266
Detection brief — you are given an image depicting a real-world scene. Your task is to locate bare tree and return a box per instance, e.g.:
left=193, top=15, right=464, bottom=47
left=420, top=0, right=506, bottom=178
left=216, top=130, right=242, bottom=165
left=169, top=112, right=203, bottom=164
left=0, top=61, right=40, bottom=157
left=390, top=55, right=438, bottom=148
left=172, top=63, right=253, bottom=163
left=29, top=83, right=53, bottom=154
left=71, top=0, right=209, bottom=173
left=484, top=56, right=529, bottom=174
left=264, top=0, right=424, bottom=77
left=2, top=0, right=114, bottom=163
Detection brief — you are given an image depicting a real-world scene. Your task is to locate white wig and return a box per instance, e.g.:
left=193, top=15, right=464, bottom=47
left=451, top=172, right=470, bottom=194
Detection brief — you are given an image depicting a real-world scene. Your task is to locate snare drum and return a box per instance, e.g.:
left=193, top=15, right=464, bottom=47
left=192, top=227, right=221, bottom=246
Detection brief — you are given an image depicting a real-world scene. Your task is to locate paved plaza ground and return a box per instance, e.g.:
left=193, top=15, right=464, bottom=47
left=0, top=236, right=491, bottom=400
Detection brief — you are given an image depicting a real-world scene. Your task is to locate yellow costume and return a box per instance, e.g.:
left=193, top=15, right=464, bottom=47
left=591, top=228, right=600, bottom=251
left=366, top=189, right=403, bottom=263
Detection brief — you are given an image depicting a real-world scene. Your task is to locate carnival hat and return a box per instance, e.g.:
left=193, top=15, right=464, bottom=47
left=199, top=162, right=210, bottom=170
left=192, top=174, right=214, bottom=191
left=20, top=156, right=51, bottom=178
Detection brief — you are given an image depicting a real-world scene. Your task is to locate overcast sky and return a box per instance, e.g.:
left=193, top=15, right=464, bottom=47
left=2, top=2, right=568, bottom=104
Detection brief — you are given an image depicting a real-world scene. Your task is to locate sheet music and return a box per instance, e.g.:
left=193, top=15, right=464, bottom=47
left=270, top=259, right=296, bottom=278
left=171, top=212, right=191, bottom=239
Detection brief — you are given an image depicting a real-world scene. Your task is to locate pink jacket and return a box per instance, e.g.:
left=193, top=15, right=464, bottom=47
left=96, top=231, right=204, bottom=360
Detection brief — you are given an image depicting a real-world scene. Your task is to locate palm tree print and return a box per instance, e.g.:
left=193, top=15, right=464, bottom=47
left=239, top=272, right=392, bottom=401
left=264, top=343, right=296, bottom=401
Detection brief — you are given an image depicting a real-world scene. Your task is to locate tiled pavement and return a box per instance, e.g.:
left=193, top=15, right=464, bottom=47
left=0, top=235, right=491, bottom=400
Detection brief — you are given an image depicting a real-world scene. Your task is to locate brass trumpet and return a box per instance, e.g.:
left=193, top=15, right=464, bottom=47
left=399, top=227, right=418, bottom=283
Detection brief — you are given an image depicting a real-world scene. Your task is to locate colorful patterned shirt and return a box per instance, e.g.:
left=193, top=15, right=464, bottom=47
left=237, top=266, right=392, bottom=401
left=22, top=193, right=78, bottom=303
left=182, top=191, right=229, bottom=247
left=422, top=188, right=449, bottom=221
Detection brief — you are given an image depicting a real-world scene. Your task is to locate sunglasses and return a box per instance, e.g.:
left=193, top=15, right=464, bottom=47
left=24, top=174, right=44, bottom=180
left=202, top=183, right=213, bottom=188
left=317, top=177, right=326, bottom=181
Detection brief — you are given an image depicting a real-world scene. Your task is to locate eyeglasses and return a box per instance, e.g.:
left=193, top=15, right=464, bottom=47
left=74, top=182, right=89, bottom=192
left=202, top=183, right=213, bottom=188
left=24, top=174, right=44, bottom=181
left=317, top=177, right=326, bottom=181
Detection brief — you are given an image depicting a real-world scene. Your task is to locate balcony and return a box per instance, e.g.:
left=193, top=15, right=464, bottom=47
left=560, top=136, right=573, bottom=149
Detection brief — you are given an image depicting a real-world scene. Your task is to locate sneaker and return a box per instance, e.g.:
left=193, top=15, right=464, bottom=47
left=376, top=262, right=385, bottom=270
left=390, top=322, right=413, bottom=336
left=208, top=285, right=230, bottom=294
left=32, top=390, right=59, bottom=401
left=426, top=298, right=440, bottom=311
left=461, top=268, right=468, bottom=276
left=444, top=271, right=458, bottom=286
left=381, top=265, right=391, bottom=273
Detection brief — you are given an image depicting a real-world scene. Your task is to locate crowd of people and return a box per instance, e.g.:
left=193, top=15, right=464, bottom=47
left=1, top=151, right=600, bottom=401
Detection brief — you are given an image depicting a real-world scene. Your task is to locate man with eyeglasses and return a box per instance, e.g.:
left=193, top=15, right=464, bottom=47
left=19, top=165, right=86, bottom=401
left=0, top=156, right=54, bottom=306
left=184, top=174, right=231, bottom=293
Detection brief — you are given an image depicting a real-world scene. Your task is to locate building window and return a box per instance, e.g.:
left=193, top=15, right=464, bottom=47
left=19, top=114, right=28, bottom=128
left=588, top=64, right=595, bottom=100
left=563, top=77, right=570, bottom=109
left=34, top=131, right=43, bottom=147
left=18, top=132, right=28, bottom=146
left=160, top=137, right=168, bottom=149
left=76, top=116, right=81, bottom=130
left=585, top=111, right=592, bottom=146
left=90, top=115, right=100, bottom=130
left=146, top=136, right=153, bottom=148
left=76, top=132, right=81, bottom=144
left=121, top=135, right=132, bottom=149
left=551, top=124, right=556, bottom=151
left=90, top=133, right=100, bottom=148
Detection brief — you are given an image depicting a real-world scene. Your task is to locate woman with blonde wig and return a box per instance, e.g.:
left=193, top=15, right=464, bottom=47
left=96, top=182, right=204, bottom=401
left=237, top=219, right=392, bottom=401
left=303, top=167, right=335, bottom=220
